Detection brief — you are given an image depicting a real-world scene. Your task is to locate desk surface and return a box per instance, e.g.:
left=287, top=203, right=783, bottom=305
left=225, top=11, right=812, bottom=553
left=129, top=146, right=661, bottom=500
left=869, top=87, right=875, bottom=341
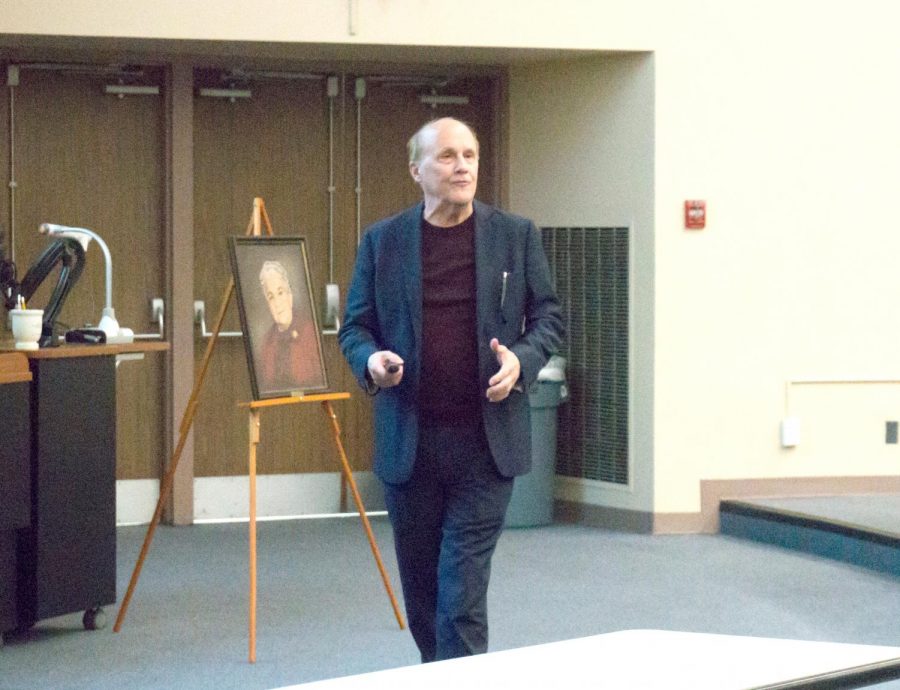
left=0, top=341, right=168, bottom=359
left=0, top=352, right=31, bottom=383
left=280, top=630, right=900, bottom=690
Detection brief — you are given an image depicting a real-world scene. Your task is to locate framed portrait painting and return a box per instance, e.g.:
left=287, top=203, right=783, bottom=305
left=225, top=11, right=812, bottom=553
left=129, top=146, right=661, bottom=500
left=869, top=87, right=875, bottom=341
left=228, top=236, right=328, bottom=400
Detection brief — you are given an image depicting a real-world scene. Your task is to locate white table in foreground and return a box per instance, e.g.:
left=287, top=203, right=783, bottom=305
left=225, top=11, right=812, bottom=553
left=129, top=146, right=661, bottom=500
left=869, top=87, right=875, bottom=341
left=277, top=629, right=900, bottom=690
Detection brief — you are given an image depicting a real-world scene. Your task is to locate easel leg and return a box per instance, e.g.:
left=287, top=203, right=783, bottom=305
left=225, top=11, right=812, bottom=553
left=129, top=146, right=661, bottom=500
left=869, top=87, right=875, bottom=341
left=114, top=198, right=271, bottom=635
left=114, top=281, right=236, bottom=633
left=321, top=401, right=406, bottom=630
left=248, top=410, right=260, bottom=663
left=113, top=408, right=196, bottom=632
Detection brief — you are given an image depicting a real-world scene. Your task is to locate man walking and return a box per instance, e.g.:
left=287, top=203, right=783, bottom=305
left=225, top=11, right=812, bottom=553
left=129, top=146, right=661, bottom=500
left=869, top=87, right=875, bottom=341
left=339, top=117, right=563, bottom=662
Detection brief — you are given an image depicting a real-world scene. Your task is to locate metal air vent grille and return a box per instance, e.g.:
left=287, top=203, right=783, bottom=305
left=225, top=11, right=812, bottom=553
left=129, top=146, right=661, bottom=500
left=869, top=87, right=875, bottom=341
left=541, top=226, right=629, bottom=485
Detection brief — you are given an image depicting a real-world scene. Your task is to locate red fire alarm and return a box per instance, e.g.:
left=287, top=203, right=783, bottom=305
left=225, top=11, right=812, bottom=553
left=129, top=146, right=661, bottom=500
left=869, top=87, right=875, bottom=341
left=684, top=200, right=706, bottom=229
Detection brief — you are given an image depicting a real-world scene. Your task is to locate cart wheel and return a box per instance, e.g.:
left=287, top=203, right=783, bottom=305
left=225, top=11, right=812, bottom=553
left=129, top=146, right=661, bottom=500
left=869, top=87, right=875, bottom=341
left=82, top=607, right=107, bottom=631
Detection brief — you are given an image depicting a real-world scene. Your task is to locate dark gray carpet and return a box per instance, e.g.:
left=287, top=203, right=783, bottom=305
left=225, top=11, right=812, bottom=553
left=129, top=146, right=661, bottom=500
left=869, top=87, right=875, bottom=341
left=2, top=517, right=899, bottom=689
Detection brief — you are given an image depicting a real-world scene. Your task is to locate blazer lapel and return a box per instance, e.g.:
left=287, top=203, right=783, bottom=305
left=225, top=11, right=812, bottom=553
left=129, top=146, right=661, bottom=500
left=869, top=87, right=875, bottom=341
left=400, top=203, right=424, bottom=354
left=474, top=200, right=500, bottom=346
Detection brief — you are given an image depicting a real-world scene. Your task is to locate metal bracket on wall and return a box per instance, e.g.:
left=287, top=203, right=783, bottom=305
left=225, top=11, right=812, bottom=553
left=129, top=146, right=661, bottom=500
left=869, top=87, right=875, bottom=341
left=131, top=297, right=165, bottom=341
left=194, top=298, right=340, bottom=339
left=321, top=283, right=340, bottom=336
left=194, top=300, right=242, bottom=339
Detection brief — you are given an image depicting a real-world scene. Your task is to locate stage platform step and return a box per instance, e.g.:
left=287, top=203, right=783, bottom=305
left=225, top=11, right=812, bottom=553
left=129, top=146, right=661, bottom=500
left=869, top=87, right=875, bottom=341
left=719, top=494, right=900, bottom=578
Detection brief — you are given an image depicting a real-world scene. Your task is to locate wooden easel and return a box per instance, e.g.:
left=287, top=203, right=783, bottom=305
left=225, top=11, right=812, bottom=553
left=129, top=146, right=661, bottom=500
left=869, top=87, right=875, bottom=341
left=113, top=198, right=405, bottom=663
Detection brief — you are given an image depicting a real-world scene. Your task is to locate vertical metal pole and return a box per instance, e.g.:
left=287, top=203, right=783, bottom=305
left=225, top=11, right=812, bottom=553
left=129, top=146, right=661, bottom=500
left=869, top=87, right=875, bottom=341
left=327, top=80, right=347, bottom=510
left=322, top=76, right=342, bottom=338
left=326, top=76, right=338, bottom=284
left=7, top=65, right=19, bottom=264
left=354, top=78, right=366, bottom=246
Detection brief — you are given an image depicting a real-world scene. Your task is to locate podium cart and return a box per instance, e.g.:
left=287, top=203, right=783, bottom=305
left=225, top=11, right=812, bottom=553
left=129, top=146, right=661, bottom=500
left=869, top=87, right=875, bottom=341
left=0, top=353, right=31, bottom=641
left=1, top=342, right=167, bottom=634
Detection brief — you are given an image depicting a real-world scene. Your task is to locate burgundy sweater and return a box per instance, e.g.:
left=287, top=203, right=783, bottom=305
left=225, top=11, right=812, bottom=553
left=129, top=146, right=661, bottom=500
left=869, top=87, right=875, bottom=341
left=418, top=215, right=480, bottom=425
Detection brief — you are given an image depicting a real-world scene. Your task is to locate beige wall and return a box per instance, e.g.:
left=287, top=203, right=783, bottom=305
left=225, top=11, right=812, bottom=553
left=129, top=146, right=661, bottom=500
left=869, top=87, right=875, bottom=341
left=0, top=0, right=651, bottom=48
left=508, top=54, right=655, bottom=514
left=4, top=0, right=900, bottom=520
left=651, top=3, right=900, bottom=513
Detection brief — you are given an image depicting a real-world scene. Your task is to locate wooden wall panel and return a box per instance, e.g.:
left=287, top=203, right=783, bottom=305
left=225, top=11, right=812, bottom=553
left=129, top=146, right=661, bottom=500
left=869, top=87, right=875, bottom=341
left=7, top=68, right=165, bottom=480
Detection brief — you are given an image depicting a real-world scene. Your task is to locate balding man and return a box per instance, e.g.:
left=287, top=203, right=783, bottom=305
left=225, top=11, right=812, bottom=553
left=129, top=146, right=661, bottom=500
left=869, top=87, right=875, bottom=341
left=339, top=117, right=563, bottom=662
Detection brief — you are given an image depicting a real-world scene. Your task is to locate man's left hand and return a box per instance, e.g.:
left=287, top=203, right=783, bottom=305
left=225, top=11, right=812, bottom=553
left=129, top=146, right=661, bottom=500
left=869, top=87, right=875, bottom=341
left=486, top=338, right=521, bottom=402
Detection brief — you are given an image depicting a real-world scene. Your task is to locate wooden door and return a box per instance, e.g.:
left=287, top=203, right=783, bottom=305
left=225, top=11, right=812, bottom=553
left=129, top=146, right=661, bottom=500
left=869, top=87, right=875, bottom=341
left=2, top=66, right=166, bottom=480
left=192, top=71, right=339, bottom=476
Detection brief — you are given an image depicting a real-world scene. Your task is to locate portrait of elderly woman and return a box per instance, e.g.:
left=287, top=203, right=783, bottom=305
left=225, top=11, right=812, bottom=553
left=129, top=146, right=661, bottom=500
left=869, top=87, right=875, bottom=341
left=229, top=237, right=328, bottom=399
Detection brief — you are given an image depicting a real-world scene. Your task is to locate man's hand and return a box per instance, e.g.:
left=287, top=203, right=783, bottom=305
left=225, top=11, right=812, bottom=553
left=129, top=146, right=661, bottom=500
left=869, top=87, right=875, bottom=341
left=367, top=350, right=404, bottom=388
left=486, top=338, right=520, bottom=402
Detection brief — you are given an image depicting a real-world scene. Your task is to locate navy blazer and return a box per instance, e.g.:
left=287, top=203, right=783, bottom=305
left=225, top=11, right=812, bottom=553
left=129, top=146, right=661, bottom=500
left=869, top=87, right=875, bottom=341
left=339, top=200, right=564, bottom=484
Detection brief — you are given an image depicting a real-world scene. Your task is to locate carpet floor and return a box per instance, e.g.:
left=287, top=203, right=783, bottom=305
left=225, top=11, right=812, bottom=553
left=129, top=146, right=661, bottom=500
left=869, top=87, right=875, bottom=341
left=2, top=516, right=898, bottom=689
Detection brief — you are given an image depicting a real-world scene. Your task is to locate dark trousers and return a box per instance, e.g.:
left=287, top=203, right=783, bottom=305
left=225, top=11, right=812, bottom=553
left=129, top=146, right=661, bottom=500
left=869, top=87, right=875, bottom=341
left=382, top=422, right=514, bottom=663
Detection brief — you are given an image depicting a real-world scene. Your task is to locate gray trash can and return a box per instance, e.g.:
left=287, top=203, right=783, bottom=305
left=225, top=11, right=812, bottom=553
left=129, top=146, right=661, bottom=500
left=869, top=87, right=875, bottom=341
left=505, top=356, right=568, bottom=528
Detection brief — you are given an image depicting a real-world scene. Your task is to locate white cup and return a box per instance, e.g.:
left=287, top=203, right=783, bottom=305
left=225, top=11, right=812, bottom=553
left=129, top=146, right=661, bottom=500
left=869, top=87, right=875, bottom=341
left=10, top=308, right=44, bottom=350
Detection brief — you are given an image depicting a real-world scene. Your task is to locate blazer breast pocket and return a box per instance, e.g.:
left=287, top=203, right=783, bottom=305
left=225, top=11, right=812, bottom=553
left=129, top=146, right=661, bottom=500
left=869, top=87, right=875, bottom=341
left=498, top=271, right=524, bottom=324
